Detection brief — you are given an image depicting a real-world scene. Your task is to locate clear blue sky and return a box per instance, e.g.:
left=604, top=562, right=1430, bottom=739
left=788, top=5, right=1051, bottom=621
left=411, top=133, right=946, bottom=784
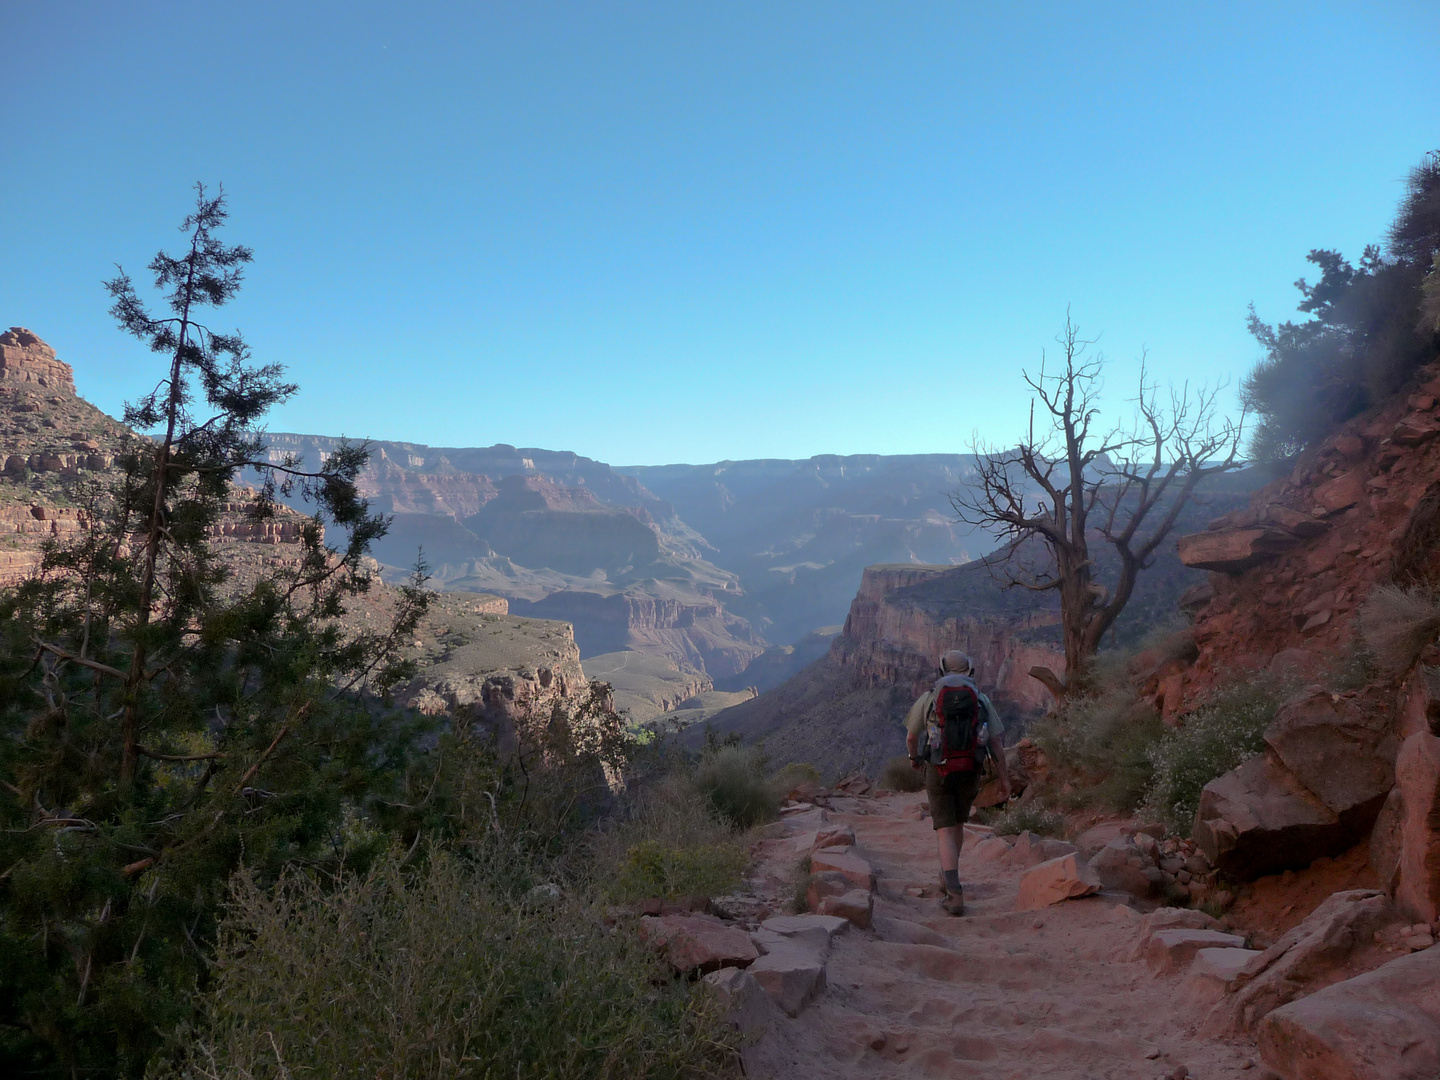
left=2, top=2, right=1436, bottom=465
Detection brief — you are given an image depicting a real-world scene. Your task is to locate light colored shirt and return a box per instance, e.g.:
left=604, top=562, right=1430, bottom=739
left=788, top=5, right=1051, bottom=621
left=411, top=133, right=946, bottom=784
left=903, top=687, right=1004, bottom=739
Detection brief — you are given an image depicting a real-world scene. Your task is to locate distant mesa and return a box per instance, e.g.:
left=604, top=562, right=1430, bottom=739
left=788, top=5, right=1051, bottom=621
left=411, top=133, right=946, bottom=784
left=0, top=328, right=76, bottom=394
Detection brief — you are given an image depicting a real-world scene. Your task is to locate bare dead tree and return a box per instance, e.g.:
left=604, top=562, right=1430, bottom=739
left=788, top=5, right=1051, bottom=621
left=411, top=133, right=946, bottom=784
left=951, top=313, right=1244, bottom=701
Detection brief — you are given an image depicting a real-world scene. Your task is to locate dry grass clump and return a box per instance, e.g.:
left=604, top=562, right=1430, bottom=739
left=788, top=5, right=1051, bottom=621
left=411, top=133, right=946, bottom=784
left=879, top=755, right=925, bottom=793
left=985, top=801, right=1067, bottom=838
left=1358, top=584, right=1440, bottom=675
left=157, top=851, right=738, bottom=1080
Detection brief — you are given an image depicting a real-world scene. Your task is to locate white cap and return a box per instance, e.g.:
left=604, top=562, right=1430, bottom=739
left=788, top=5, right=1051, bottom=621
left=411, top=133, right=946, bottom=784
left=941, top=650, right=972, bottom=674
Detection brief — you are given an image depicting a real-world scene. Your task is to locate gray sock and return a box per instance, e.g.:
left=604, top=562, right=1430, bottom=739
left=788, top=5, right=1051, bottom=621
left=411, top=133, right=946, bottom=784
left=943, top=869, right=961, bottom=893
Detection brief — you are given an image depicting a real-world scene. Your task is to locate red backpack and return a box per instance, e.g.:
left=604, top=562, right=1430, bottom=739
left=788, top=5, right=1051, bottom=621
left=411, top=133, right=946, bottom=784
left=929, top=673, right=983, bottom=777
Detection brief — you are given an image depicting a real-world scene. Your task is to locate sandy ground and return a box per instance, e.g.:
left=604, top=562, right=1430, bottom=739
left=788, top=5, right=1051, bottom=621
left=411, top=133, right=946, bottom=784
left=743, top=792, right=1264, bottom=1080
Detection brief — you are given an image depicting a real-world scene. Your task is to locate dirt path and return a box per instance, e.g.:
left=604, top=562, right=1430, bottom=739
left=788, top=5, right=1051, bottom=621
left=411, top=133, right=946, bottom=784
left=742, top=792, right=1264, bottom=1080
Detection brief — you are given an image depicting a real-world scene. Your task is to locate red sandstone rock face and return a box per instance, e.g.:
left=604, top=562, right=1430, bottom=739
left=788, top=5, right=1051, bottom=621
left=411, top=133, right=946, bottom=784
left=1175, top=363, right=1440, bottom=708
left=0, top=328, right=75, bottom=393
left=835, top=564, right=1064, bottom=716
left=1394, top=733, right=1440, bottom=924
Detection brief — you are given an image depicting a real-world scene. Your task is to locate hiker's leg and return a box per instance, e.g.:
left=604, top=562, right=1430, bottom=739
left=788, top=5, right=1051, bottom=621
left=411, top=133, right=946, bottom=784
left=936, top=826, right=961, bottom=872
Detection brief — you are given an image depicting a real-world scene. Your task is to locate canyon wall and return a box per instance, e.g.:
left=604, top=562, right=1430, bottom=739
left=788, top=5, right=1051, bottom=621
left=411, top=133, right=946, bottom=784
left=834, top=563, right=1062, bottom=716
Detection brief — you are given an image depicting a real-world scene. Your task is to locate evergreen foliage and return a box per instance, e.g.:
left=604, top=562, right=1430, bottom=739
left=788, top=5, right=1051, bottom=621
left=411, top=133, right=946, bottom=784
left=0, top=186, right=429, bottom=1075
left=1243, top=151, right=1440, bottom=462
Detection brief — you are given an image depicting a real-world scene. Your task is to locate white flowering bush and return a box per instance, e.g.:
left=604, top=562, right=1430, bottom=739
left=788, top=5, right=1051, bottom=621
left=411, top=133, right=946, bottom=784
left=1144, top=681, right=1278, bottom=835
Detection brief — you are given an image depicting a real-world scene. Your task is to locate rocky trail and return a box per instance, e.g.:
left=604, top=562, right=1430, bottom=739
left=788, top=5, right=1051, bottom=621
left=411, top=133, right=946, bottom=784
left=725, top=790, right=1261, bottom=1080
left=637, top=784, right=1440, bottom=1080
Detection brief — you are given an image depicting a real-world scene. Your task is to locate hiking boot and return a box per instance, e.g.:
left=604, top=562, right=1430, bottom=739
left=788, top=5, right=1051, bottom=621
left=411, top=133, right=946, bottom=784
left=940, top=888, right=965, bottom=916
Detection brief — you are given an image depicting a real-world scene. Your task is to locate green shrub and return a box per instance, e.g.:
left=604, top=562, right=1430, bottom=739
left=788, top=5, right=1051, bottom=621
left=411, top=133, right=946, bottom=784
left=592, top=775, right=748, bottom=902
left=1242, top=154, right=1440, bottom=464
left=1030, top=688, right=1166, bottom=813
left=879, top=755, right=925, bottom=792
left=155, top=852, right=738, bottom=1080
left=771, top=761, right=821, bottom=797
left=692, top=745, right=783, bottom=828
left=1144, top=681, right=1278, bottom=835
left=988, top=801, right=1067, bottom=838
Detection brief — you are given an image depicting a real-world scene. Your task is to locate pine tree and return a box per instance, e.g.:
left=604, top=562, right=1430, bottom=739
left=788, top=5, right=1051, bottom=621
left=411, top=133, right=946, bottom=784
left=0, top=185, right=429, bottom=1076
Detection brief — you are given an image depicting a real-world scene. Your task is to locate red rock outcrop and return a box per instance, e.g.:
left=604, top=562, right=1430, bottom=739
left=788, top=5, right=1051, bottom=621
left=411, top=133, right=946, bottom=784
left=835, top=564, right=1062, bottom=715
left=0, top=328, right=75, bottom=393
left=1176, top=364, right=1440, bottom=704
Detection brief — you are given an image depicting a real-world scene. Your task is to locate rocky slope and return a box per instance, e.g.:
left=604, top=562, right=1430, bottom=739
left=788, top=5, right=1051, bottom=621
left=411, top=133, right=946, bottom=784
left=1160, top=359, right=1440, bottom=935
left=0, top=327, right=144, bottom=584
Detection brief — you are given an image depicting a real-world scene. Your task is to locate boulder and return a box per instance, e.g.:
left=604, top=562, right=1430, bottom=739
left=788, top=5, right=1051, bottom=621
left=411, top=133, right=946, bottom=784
left=747, top=939, right=827, bottom=1017
left=1192, top=752, right=1352, bottom=880
left=1260, top=503, right=1332, bottom=538
left=1264, top=687, right=1395, bottom=823
left=760, top=913, right=849, bottom=945
left=813, top=823, right=856, bottom=851
left=809, top=847, right=875, bottom=890
left=1074, top=821, right=1134, bottom=857
left=805, top=871, right=852, bottom=912
left=1007, top=831, right=1077, bottom=867
left=1127, top=907, right=1224, bottom=962
left=1259, top=946, right=1440, bottom=1080
left=1089, top=834, right=1167, bottom=899
left=1015, top=854, right=1100, bottom=910
left=1146, top=928, right=1248, bottom=974
left=1370, top=786, right=1404, bottom=893
left=702, top=967, right=776, bottom=1036
left=638, top=914, right=759, bottom=975
left=970, top=835, right=1011, bottom=862
left=1399, top=666, right=1440, bottom=739
left=1393, top=414, right=1440, bottom=446
left=1191, top=946, right=1265, bottom=984
left=1212, top=890, right=1399, bottom=1035
left=1395, top=732, right=1440, bottom=924
left=818, top=888, right=874, bottom=929
left=1313, top=471, right=1367, bottom=514
left=1178, top=527, right=1296, bottom=573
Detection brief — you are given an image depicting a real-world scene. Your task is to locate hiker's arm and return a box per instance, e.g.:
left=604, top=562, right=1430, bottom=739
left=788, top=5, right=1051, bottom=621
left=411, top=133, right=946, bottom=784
left=906, top=729, right=922, bottom=768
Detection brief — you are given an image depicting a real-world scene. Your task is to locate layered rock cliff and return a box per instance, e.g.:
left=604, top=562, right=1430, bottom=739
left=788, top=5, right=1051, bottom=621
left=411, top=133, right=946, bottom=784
left=834, top=563, right=1063, bottom=716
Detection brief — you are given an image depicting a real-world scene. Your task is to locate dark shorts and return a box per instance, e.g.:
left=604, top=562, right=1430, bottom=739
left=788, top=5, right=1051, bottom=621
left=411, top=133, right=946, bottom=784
left=925, top=765, right=980, bottom=831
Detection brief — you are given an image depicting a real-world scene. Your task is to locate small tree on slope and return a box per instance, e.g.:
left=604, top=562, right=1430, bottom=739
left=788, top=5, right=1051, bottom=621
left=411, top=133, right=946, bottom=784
left=0, top=185, right=428, bottom=1076
left=951, top=314, right=1243, bottom=702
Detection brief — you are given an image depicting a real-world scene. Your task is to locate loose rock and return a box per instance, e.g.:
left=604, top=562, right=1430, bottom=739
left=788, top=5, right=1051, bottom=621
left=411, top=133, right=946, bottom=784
left=1016, top=853, right=1100, bottom=910
left=1146, top=928, right=1248, bottom=974
left=638, top=914, right=759, bottom=975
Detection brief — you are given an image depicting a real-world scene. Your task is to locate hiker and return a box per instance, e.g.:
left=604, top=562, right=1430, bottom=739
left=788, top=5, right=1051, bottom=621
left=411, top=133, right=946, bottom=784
left=904, top=649, right=1011, bottom=915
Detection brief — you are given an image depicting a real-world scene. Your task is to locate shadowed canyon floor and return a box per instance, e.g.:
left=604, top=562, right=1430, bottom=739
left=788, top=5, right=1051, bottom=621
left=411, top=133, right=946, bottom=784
left=741, top=793, right=1262, bottom=1080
